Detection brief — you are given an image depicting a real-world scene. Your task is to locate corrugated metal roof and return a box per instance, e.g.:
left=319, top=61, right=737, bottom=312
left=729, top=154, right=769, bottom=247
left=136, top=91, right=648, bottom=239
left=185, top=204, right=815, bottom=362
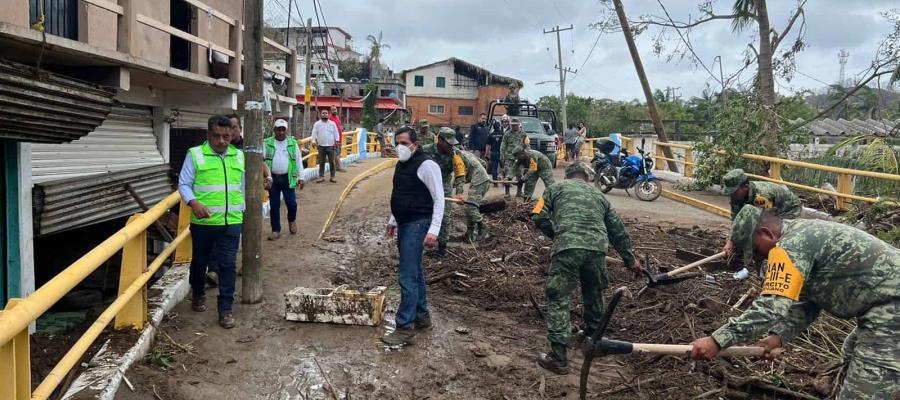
left=32, top=165, right=172, bottom=236
left=31, top=106, right=165, bottom=184
left=802, top=118, right=900, bottom=137
left=0, top=58, right=115, bottom=143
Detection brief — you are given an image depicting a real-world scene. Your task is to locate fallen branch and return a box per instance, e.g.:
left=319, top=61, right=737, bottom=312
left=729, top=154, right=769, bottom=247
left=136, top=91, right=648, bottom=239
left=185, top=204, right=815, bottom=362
left=528, top=293, right=545, bottom=320
left=427, top=270, right=468, bottom=285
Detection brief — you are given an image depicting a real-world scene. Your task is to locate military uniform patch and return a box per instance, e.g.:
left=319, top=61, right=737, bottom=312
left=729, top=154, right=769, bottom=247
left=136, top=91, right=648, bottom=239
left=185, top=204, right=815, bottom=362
left=761, top=246, right=804, bottom=300
left=452, top=154, right=466, bottom=177
left=754, top=194, right=774, bottom=209
left=532, top=197, right=545, bottom=214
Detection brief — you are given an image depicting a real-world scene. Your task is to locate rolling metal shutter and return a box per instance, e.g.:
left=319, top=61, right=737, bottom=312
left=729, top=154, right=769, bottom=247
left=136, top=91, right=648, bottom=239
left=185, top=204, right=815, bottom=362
left=31, top=106, right=164, bottom=184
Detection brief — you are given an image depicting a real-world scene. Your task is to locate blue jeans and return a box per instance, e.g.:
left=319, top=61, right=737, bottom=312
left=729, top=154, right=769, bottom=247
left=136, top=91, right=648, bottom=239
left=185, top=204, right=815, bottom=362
left=395, top=219, right=430, bottom=328
left=269, top=174, right=297, bottom=233
left=489, top=152, right=501, bottom=181
left=189, top=223, right=241, bottom=313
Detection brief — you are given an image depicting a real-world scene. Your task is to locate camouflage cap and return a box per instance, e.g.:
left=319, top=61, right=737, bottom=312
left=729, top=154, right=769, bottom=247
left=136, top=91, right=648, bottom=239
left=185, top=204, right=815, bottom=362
left=510, top=118, right=521, bottom=125
left=565, top=162, right=595, bottom=177
left=419, top=118, right=429, bottom=126
left=722, top=169, right=748, bottom=195
left=730, top=204, right=763, bottom=262
left=438, top=127, right=459, bottom=145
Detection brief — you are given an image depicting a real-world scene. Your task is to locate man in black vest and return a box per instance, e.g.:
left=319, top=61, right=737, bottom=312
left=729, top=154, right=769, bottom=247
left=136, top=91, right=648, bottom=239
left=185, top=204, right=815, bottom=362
left=383, top=127, right=445, bottom=346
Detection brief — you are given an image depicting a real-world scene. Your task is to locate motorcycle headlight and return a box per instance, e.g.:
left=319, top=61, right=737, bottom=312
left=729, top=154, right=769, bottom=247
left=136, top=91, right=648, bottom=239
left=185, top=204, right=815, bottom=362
left=645, top=159, right=654, bottom=169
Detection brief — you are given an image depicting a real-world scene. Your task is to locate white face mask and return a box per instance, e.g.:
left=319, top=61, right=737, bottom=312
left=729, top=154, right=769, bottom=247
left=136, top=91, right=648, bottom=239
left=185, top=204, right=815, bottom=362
left=396, top=144, right=413, bottom=162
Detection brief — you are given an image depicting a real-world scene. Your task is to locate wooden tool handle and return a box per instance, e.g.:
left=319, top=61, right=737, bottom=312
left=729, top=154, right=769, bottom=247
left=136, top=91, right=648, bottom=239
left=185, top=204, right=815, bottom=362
left=631, top=343, right=782, bottom=358
left=665, top=251, right=726, bottom=277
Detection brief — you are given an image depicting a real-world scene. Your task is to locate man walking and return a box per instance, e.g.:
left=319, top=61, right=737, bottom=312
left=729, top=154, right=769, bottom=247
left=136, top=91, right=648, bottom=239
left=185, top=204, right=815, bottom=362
left=515, top=148, right=556, bottom=200
left=691, top=205, right=900, bottom=399
left=312, top=109, right=340, bottom=183
left=178, top=115, right=245, bottom=329
left=532, top=163, right=641, bottom=374
left=265, top=119, right=303, bottom=240
left=563, top=123, right=578, bottom=162
left=384, top=127, right=444, bottom=346
left=500, top=118, right=529, bottom=197
left=467, top=113, right=489, bottom=159
left=329, top=106, right=346, bottom=172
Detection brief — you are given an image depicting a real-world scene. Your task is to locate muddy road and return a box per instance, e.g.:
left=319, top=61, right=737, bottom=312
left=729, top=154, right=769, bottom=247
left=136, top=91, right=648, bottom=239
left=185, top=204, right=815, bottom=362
left=118, top=162, right=838, bottom=399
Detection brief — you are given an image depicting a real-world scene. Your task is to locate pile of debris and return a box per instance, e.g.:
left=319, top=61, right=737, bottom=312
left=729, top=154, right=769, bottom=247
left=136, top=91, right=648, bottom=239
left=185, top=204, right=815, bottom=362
left=423, top=201, right=844, bottom=399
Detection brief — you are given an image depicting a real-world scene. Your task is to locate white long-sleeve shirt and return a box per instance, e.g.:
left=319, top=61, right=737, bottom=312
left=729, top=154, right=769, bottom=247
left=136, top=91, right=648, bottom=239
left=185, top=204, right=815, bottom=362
left=388, top=159, right=445, bottom=236
left=311, top=119, right=340, bottom=147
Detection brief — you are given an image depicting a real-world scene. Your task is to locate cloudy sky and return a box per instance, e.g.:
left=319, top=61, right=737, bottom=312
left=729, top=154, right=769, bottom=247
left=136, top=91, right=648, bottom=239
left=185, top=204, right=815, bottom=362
left=270, top=0, right=897, bottom=101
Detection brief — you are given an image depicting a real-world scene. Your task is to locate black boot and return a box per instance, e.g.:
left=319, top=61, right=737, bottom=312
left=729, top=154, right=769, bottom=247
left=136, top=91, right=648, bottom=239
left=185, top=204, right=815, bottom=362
left=475, top=221, right=489, bottom=240
left=538, top=346, right=569, bottom=375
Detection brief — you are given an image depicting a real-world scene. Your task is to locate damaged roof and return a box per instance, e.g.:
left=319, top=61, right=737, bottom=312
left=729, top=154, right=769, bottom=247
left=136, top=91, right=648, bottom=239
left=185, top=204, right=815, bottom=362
left=401, top=57, right=523, bottom=87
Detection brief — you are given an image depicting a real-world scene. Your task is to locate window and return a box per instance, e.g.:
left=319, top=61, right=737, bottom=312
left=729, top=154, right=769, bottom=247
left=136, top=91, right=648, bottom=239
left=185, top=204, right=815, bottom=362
left=331, top=88, right=341, bottom=96
left=414, top=75, right=424, bottom=87
left=458, top=106, right=474, bottom=116
left=358, top=88, right=365, bottom=96
left=436, top=77, right=446, bottom=88
left=380, top=89, right=394, bottom=98
left=429, top=105, right=445, bottom=114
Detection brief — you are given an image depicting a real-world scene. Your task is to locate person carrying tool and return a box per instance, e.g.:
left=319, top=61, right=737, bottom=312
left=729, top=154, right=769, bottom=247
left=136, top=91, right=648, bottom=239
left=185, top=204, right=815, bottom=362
left=532, top=162, right=642, bottom=374
left=515, top=148, right=556, bottom=200
left=451, top=148, right=491, bottom=241
left=423, top=127, right=460, bottom=257
left=691, top=205, right=900, bottom=399
left=500, top=118, right=529, bottom=198
left=721, top=168, right=801, bottom=249
left=417, top=118, right=436, bottom=146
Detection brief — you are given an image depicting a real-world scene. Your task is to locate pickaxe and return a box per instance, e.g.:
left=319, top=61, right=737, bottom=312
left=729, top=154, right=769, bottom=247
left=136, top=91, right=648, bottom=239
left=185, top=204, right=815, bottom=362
left=444, top=197, right=508, bottom=214
left=580, top=286, right=781, bottom=400
left=644, top=251, right=726, bottom=287
left=490, top=179, right=520, bottom=185
left=444, top=197, right=480, bottom=208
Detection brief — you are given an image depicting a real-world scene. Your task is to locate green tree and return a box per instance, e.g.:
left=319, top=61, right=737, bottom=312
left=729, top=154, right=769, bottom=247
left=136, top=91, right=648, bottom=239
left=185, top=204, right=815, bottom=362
left=362, top=83, right=378, bottom=131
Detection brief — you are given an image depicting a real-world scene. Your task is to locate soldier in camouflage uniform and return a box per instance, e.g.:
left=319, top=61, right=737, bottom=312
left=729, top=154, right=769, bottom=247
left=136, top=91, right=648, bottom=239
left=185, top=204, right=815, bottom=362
left=451, top=149, right=491, bottom=241
left=422, top=127, right=460, bottom=257
left=515, top=148, right=556, bottom=200
left=503, top=82, right=522, bottom=116
left=722, top=169, right=803, bottom=260
left=532, top=162, right=641, bottom=374
left=691, top=205, right=900, bottom=400
left=417, top=118, right=436, bottom=147
left=500, top=118, right=529, bottom=198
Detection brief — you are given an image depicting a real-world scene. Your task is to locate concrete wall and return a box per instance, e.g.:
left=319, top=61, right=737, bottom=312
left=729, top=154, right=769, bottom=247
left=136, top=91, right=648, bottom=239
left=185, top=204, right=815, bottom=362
left=0, top=1, right=29, bottom=27
left=78, top=5, right=117, bottom=51
left=191, top=0, right=242, bottom=77
left=405, top=62, right=478, bottom=99
left=407, top=96, right=478, bottom=127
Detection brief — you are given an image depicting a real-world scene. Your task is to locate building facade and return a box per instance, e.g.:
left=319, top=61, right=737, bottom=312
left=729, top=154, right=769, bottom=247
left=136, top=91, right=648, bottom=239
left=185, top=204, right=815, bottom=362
left=0, top=0, right=296, bottom=307
left=402, top=58, right=522, bottom=127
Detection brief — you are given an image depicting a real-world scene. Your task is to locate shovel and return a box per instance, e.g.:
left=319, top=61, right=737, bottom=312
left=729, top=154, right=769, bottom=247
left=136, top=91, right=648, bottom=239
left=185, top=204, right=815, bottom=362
left=644, top=251, right=726, bottom=287
left=580, top=286, right=780, bottom=400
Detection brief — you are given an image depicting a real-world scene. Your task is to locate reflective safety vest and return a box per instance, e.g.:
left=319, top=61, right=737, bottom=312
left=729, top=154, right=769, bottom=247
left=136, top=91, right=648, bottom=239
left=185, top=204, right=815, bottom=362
left=189, top=142, right=245, bottom=225
left=263, top=136, right=300, bottom=189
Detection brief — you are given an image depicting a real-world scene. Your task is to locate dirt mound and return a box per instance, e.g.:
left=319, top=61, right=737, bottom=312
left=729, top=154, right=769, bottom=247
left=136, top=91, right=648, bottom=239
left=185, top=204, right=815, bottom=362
left=327, top=200, right=847, bottom=399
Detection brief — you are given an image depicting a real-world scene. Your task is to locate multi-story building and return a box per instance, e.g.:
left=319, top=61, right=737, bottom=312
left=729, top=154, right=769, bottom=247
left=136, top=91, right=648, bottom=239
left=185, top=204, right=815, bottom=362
left=402, top=58, right=522, bottom=127
left=0, top=0, right=296, bottom=307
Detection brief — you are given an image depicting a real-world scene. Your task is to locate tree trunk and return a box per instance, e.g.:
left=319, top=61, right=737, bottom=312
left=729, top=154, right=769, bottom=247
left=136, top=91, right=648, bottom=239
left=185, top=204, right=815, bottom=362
left=612, top=0, right=679, bottom=172
left=754, top=0, right=779, bottom=152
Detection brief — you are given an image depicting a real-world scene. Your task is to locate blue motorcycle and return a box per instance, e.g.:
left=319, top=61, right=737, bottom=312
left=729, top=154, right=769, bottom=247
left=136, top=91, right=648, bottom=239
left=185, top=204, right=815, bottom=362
left=591, top=137, right=661, bottom=201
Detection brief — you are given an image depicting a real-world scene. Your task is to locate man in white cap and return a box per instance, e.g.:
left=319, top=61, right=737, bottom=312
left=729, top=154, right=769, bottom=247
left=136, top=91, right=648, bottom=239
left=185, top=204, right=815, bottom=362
left=264, top=119, right=303, bottom=240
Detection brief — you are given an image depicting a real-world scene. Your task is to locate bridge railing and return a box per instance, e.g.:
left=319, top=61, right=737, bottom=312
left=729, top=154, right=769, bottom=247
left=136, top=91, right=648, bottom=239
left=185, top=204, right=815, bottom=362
left=0, top=192, right=192, bottom=400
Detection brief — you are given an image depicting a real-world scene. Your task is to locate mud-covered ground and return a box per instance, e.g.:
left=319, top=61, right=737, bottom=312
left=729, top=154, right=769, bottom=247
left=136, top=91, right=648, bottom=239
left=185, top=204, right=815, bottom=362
left=319, top=200, right=847, bottom=399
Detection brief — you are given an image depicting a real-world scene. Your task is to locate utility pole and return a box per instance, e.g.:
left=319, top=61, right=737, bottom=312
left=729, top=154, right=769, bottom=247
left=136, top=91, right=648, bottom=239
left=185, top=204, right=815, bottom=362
left=241, top=0, right=264, bottom=303
left=544, top=25, right=574, bottom=130
left=301, top=18, right=312, bottom=138
left=612, top=0, right=678, bottom=172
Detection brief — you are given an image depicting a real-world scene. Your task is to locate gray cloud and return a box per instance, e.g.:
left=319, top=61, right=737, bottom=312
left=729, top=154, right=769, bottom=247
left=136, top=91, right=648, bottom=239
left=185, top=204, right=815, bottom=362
left=282, top=0, right=897, bottom=100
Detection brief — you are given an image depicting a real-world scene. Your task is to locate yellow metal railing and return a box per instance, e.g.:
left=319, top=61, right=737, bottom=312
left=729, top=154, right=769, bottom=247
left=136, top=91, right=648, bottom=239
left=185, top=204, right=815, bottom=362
left=655, top=141, right=900, bottom=209
left=0, top=192, right=192, bottom=400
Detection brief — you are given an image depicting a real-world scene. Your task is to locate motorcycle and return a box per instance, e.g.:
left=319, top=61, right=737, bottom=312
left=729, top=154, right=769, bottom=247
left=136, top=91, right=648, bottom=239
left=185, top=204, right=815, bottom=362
left=592, top=137, right=661, bottom=201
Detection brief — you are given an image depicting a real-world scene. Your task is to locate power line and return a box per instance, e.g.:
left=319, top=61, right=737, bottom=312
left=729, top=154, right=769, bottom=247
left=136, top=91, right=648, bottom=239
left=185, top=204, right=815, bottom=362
left=568, top=31, right=602, bottom=83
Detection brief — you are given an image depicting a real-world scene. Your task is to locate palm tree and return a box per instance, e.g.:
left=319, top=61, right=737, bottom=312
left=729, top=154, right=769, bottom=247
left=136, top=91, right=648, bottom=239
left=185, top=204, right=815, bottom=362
left=366, top=31, right=390, bottom=64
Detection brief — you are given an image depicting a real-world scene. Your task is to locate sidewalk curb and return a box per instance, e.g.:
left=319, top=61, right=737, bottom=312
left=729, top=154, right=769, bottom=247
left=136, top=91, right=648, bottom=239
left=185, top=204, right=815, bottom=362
left=62, top=265, right=191, bottom=400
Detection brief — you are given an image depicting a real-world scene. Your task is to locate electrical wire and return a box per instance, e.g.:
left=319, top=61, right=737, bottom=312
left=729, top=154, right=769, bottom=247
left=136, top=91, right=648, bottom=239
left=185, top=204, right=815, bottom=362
left=568, top=31, right=602, bottom=83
